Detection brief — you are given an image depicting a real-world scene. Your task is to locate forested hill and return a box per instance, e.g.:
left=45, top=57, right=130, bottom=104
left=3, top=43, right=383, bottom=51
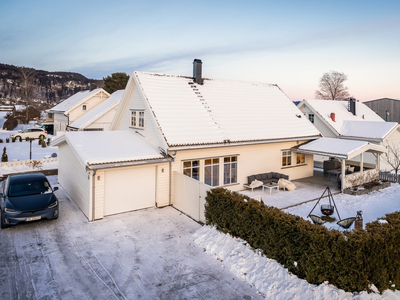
left=0, top=63, right=103, bottom=109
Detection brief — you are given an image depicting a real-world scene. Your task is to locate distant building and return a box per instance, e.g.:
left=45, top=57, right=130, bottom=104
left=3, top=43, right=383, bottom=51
left=363, top=98, right=400, bottom=123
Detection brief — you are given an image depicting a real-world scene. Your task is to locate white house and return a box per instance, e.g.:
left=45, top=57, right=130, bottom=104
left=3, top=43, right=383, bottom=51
left=48, top=88, right=110, bottom=135
left=67, top=90, right=124, bottom=131
left=297, top=99, right=400, bottom=171
left=53, top=60, right=321, bottom=221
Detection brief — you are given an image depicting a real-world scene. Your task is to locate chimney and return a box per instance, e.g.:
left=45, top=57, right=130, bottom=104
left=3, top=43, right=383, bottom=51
left=193, top=59, right=203, bottom=85
left=349, top=98, right=356, bottom=115
left=331, top=112, right=336, bottom=122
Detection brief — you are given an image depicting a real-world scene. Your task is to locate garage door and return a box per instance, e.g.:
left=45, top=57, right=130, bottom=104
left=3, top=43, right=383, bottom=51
left=104, top=165, right=156, bottom=216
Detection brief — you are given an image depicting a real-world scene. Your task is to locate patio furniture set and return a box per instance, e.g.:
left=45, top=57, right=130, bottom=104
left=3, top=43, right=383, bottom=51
left=243, top=172, right=293, bottom=194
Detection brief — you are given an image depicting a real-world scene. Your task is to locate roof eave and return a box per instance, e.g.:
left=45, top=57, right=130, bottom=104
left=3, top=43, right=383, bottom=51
left=86, top=157, right=173, bottom=170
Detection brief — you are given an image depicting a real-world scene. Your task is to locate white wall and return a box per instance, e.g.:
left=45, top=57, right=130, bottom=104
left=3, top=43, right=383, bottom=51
left=58, top=142, right=91, bottom=219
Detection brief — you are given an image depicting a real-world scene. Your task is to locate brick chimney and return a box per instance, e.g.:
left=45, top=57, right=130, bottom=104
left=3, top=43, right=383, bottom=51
left=331, top=112, right=336, bottom=122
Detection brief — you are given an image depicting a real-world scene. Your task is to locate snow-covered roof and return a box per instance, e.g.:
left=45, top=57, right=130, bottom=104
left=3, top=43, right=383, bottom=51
left=49, top=88, right=109, bottom=113
left=340, top=121, right=398, bottom=141
left=133, top=72, right=320, bottom=147
left=52, top=130, right=166, bottom=167
left=68, top=90, right=124, bottom=129
left=14, top=105, right=26, bottom=112
left=298, top=99, right=384, bottom=136
left=297, top=137, right=387, bottom=159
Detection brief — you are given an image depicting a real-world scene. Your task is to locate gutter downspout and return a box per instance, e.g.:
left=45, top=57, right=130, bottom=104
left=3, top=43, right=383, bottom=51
left=91, top=169, right=97, bottom=221
left=168, top=150, right=177, bottom=206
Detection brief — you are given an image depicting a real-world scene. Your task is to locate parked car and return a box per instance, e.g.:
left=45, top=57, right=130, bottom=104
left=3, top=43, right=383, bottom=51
left=10, top=127, right=47, bottom=141
left=0, top=173, right=59, bottom=228
left=39, top=124, right=54, bottom=135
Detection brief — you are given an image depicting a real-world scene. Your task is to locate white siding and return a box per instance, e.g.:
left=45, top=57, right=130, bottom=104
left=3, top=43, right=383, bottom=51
left=300, top=104, right=337, bottom=138
left=68, top=92, right=109, bottom=123
left=85, top=107, right=118, bottom=131
left=115, top=80, right=166, bottom=150
left=170, top=141, right=314, bottom=199
left=94, top=170, right=105, bottom=220
left=156, top=163, right=170, bottom=207
left=53, top=113, right=68, bottom=135
left=58, top=142, right=91, bottom=219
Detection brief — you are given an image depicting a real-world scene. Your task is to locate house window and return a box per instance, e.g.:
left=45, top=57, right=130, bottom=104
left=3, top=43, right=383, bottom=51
left=204, top=158, right=219, bottom=186
left=224, top=156, right=237, bottom=185
left=308, top=113, right=314, bottom=123
left=297, top=153, right=305, bottom=164
left=183, top=160, right=199, bottom=181
left=282, top=150, right=292, bottom=166
left=130, top=110, right=145, bottom=128
left=82, top=105, right=87, bottom=110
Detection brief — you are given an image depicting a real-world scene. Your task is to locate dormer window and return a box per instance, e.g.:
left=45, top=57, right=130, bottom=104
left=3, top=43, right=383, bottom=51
left=130, top=110, right=145, bottom=128
left=82, top=105, right=87, bottom=110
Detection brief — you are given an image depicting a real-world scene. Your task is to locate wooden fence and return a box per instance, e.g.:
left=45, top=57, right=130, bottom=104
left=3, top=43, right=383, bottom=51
left=379, top=171, right=400, bottom=183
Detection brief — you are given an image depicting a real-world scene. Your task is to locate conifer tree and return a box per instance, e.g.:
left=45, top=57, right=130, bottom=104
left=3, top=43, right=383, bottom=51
left=1, top=146, right=8, bottom=162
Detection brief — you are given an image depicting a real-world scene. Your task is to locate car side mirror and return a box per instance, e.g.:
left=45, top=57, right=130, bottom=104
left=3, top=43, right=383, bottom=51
left=53, top=187, right=59, bottom=191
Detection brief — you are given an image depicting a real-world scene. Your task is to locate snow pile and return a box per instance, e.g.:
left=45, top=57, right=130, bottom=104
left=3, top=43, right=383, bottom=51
left=0, top=161, right=58, bottom=176
left=194, top=225, right=400, bottom=299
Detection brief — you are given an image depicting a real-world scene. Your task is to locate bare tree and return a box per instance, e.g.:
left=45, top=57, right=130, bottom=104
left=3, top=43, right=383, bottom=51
left=315, top=70, right=351, bottom=100
left=382, top=141, right=400, bottom=176
left=19, top=67, right=36, bottom=103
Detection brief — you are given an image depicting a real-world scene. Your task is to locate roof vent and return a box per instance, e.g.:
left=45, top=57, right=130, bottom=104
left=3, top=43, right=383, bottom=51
left=193, top=59, right=203, bottom=85
left=331, top=112, right=336, bottom=122
left=349, top=98, right=356, bottom=115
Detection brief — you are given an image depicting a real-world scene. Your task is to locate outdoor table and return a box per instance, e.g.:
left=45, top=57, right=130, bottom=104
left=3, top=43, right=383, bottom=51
left=262, top=184, right=279, bottom=194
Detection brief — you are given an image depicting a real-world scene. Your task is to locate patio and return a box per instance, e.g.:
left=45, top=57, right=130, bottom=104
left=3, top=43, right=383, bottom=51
left=240, top=169, right=340, bottom=210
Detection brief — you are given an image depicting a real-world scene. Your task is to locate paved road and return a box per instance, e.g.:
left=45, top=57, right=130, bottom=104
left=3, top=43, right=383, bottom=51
left=0, top=176, right=262, bottom=300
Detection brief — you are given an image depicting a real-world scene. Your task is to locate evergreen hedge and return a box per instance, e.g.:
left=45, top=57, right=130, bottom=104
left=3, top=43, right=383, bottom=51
left=204, top=188, right=400, bottom=293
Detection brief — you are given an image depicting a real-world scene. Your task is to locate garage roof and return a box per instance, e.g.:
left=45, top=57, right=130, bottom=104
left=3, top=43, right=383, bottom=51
left=52, top=131, right=168, bottom=168
left=296, top=137, right=387, bottom=159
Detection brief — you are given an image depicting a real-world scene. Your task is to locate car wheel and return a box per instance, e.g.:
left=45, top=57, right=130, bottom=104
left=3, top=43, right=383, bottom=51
left=25, top=137, right=30, bottom=141
left=15, top=136, right=21, bottom=141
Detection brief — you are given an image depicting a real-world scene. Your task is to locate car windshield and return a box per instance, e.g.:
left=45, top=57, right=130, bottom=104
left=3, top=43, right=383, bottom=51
left=8, top=177, right=51, bottom=197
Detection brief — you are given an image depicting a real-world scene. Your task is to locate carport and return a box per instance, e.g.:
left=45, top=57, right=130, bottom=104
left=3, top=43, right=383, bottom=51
left=296, top=137, right=387, bottom=191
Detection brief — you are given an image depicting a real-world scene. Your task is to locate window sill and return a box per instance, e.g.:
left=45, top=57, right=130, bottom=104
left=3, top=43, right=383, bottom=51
left=220, top=182, right=240, bottom=188
left=281, top=164, right=308, bottom=169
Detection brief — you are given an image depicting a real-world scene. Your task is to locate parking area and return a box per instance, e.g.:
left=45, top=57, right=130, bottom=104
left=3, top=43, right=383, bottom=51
left=0, top=176, right=262, bottom=300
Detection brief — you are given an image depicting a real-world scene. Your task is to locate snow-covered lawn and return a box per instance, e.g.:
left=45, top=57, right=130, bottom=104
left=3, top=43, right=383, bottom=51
left=0, top=114, right=58, bottom=162
left=284, top=183, right=400, bottom=231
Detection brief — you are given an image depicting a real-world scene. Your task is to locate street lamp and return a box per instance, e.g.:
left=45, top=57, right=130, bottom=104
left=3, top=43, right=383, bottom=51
left=27, top=137, right=34, bottom=160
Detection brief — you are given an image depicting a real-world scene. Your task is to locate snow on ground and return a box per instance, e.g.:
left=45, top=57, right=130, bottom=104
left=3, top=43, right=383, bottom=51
left=0, top=123, right=57, bottom=161
left=194, top=226, right=400, bottom=299
left=284, top=183, right=400, bottom=231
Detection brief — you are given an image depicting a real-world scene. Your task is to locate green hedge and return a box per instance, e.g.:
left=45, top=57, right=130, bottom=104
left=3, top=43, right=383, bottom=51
left=204, top=188, right=400, bottom=293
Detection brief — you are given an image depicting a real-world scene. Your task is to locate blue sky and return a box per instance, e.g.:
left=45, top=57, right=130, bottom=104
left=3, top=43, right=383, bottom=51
left=1, top=0, right=399, bottom=101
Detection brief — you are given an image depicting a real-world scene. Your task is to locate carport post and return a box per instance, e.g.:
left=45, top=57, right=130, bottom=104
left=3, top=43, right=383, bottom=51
left=341, top=158, right=346, bottom=192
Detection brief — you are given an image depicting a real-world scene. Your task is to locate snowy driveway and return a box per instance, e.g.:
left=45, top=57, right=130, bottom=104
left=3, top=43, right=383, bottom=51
left=0, top=176, right=262, bottom=300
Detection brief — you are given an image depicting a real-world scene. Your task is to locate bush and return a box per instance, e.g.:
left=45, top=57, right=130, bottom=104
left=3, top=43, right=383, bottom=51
left=205, top=188, right=400, bottom=293
left=1, top=147, right=8, bottom=162
left=5, top=138, right=9, bottom=143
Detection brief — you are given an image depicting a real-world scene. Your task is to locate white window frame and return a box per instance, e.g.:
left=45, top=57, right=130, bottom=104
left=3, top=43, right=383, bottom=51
left=183, top=160, right=200, bottom=181
left=130, top=110, right=145, bottom=128
left=282, top=150, right=292, bottom=167
left=204, top=158, right=219, bottom=187
left=223, top=156, right=237, bottom=185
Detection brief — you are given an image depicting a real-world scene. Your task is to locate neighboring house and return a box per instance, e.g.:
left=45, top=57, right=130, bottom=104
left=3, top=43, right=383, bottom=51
left=47, top=88, right=110, bottom=135
left=363, top=98, right=400, bottom=123
left=67, top=90, right=124, bottom=131
left=53, top=60, right=321, bottom=221
left=297, top=99, right=400, bottom=171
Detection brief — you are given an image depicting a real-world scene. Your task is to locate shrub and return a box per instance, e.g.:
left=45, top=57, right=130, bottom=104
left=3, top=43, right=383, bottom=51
left=0, top=139, right=3, bottom=143
left=5, top=138, right=9, bottom=143
left=205, top=188, right=400, bottom=293
left=1, top=147, right=8, bottom=162
left=2, top=117, right=18, bottom=130
left=28, top=160, right=43, bottom=170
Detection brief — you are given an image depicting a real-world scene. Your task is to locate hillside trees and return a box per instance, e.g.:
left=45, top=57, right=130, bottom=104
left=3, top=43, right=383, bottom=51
left=315, top=71, right=351, bottom=100
left=103, top=72, right=129, bottom=94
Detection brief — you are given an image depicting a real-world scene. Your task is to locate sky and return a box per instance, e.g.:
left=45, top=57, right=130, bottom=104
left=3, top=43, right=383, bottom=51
left=1, top=0, right=400, bottom=101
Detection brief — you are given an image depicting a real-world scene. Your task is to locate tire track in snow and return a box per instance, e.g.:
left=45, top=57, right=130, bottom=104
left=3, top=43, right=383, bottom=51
left=74, top=241, right=128, bottom=300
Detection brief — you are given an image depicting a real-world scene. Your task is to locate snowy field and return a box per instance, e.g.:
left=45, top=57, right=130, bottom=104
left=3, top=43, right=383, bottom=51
left=0, top=111, right=58, bottom=161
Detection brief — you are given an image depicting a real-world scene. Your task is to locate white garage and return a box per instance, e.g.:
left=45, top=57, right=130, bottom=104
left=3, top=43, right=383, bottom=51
left=53, top=131, right=172, bottom=221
